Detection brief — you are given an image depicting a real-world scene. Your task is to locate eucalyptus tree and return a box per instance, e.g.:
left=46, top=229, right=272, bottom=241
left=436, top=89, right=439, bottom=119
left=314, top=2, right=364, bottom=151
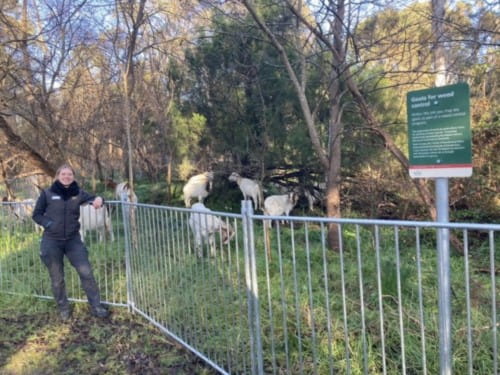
left=112, top=0, right=147, bottom=194
left=211, top=0, right=371, bottom=249
left=186, top=5, right=321, bottom=185
left=195, top=0, right=410, bottom=248
left=109, top=0, right=208, bottom=188
left=131, top=1, right=207, bottom=186
left=353, top=1, right=499, bottom=221
left=213, top=0, right=498, bottom=249
left=0, top=0, right=117, bottom=180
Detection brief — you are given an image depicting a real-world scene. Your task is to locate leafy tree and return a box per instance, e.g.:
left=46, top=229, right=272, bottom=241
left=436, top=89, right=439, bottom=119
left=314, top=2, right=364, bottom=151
left=185, top=10, right=320, bottom=179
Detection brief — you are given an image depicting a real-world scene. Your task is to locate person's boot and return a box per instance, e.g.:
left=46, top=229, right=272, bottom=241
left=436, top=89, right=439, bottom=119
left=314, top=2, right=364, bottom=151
left=90, top=304, right=110, bottom=318
left=59, top=306, right=72, bottom=321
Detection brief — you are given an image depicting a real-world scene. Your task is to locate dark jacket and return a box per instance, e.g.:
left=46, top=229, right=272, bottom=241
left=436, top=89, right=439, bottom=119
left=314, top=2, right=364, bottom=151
left=32, top=181, right=95, bottom=240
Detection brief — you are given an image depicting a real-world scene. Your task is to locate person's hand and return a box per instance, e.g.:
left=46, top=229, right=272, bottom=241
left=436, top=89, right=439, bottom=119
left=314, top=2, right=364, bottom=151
left=92, top=197, right=104, bottom=209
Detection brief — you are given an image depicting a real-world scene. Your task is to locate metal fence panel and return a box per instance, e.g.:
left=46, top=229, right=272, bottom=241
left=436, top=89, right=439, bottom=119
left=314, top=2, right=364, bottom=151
left=122, top=202, right=252, bottom=374
left=0, top=201, right=127, bottom=307
left=1, top=200, right=499, bottom=374
left=249, top=214, right=499, bottom=375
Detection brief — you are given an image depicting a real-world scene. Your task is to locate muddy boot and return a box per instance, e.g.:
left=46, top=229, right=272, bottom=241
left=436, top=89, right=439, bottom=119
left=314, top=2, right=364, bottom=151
left=59, top=306, right=72, bottom=321
left=90, top=304, right=110, bottom=318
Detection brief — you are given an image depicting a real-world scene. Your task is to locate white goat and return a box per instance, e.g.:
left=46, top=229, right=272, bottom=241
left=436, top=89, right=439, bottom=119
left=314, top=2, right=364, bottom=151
left=263, top=192, right=299, bottom=227
left=182, top=172, right=214, bottom=208
left=303, top=182, right=325, bottom=211
left=115, top=181, right=138, bottom=203
left=11, top=199, right=36, bottom=221
left=3, top=198, right=41, bottom=232
left=188, top=202, right=234, bottom=257
left=228, top=172, right=263, bottom=211
left=79, top=204, right=114, bottom=242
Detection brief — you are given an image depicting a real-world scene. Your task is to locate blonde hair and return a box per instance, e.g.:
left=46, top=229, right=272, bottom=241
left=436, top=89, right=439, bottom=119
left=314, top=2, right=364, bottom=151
left=55, top=164, right=76, bottom=179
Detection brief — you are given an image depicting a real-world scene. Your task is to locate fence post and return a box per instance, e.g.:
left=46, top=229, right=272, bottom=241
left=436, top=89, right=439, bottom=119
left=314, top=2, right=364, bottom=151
left=242, top=200, right=264, bottom=375
left=436, top=178, right=452, bottom=375
left=120, top=200, right=134, bottom=312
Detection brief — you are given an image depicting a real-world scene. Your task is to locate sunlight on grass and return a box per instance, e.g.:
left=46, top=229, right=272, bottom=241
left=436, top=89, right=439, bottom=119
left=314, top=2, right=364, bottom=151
left=3, top=325, right=70, bottom=374
left=0, top=232, right=40, bottom=261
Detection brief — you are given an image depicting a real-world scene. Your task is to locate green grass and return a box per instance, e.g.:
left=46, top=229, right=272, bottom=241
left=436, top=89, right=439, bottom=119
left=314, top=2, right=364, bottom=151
left=122, top=216, right=499, bottom=374
left=1, top=208, right=498, bottom=374
left=0, top=294, right=218, bottom=375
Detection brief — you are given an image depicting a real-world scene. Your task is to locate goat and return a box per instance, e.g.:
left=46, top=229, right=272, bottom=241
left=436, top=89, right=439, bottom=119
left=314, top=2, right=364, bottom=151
left=302, top=182, right=325, bottom=211
left=79, top=204, right=114, bottom=242
left=115, top=181, right=138, bottom=203
left=263, top=192, right=299, bottom=227
left=228, top=172, right=263, bottom=211
left=182, top=172, right=214, bottom=208
left=10, top=198, right=36, bottom=221
left=2, top=198, right=41, bottom=232
left=262, top=192, right=299, bottom=260
left=188, top=202, right=234, bottom=257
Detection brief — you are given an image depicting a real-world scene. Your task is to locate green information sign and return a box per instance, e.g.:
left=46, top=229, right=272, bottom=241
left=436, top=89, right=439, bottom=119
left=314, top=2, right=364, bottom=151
left=407, top=83, right=472, bottom=178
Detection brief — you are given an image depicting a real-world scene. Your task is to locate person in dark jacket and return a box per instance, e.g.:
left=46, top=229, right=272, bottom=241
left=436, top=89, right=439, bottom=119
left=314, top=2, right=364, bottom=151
left=32, top=164, right=109, bottom=320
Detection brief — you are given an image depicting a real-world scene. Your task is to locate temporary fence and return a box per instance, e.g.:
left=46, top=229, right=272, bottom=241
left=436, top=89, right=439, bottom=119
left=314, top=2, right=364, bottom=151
left=0, top=200, right=499, bottom=374
left=0, top=200, right=127, bottom=307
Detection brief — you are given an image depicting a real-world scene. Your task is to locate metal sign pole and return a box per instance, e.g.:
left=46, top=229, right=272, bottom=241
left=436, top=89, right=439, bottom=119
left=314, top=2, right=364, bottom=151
left=436, top=177, right=452, bottom=375
left=406, top=83, right=471, bottom=375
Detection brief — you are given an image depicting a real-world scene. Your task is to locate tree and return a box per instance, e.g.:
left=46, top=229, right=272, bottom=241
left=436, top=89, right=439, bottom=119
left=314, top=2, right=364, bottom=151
left=238, top=0, right=498, bottom=250
left=239, top=0, right=382, bottom=249
left=0, top=0, right=110, bottom=179
left=115, top=0, right=147, bottom=195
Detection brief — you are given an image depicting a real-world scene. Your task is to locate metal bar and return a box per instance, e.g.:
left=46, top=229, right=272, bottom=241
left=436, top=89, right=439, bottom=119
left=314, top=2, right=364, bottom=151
left=304, top=223, right=319, bottom=375
left=395, top=226, right=407, bottom=374
left=2, top=201, right=500, bottom=375
left=463, top=230, right=473, bottom=375
left=375, top=225, right=388, bottom=375
left=338, top=225, right=351, bottom=375
left=290, top=222, right=304, bottom=374
left=436, top=178, right=452, bottom=375
left=122, top=201, right=134, bottom=311
left=416, top=227, right=428, bottom=375
left=320, top=222, right=334, bottom=375
left=490, top=230, right=498, bottom=374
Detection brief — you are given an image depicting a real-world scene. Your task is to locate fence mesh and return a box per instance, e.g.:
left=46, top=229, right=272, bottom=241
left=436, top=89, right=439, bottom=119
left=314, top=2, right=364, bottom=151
left=1, top=200, right=499, bottom=374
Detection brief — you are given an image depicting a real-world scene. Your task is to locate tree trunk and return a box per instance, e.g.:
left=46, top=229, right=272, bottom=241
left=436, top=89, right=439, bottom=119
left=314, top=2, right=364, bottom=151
left=166, top=155, right=172, bottom=201
left=0, top=115, right=55, bottom=177
left=325, top=0, right=346, bottom=251
left=243, top=0, right=342, bottom=250
left=121, top=0, right=147, bottom=194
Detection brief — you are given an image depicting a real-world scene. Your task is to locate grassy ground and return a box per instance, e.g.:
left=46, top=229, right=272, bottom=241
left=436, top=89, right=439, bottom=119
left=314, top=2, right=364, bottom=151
left=0, top=294, right=218, bottom=375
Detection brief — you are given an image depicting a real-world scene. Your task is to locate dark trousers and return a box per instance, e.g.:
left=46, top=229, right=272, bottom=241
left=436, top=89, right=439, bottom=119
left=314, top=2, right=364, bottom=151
left=40, top=235, right=101, bottom=309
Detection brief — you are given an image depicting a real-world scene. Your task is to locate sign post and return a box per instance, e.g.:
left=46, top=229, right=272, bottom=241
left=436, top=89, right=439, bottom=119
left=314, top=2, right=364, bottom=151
left=407, top=82, right=472, bottom=375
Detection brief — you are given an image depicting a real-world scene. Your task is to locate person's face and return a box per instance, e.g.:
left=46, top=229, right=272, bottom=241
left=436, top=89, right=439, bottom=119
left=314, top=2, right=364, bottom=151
left=57, top=168, right=75, bottom=187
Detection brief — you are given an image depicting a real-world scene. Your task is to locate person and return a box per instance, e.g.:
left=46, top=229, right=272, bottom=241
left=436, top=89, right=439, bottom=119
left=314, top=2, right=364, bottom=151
left=32, top=164, right=110, bottom=320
